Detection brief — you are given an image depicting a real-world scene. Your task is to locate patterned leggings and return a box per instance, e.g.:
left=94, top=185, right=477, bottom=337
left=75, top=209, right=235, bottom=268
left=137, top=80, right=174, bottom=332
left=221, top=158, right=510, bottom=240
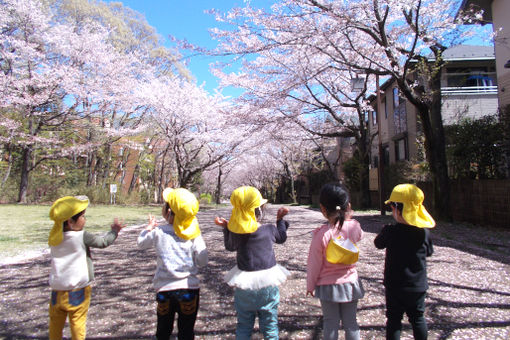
left=155, top=289, right=200, bottom=340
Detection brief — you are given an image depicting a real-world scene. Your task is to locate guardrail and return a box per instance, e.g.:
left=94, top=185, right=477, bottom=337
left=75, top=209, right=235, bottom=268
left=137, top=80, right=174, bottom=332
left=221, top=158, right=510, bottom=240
left=441, top=86, right=498, bottom=95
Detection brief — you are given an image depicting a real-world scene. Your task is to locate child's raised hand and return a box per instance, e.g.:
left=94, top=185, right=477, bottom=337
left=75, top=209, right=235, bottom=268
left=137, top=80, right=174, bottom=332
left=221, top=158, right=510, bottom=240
left=214, top=216, right=228, bottom=228
left=276, top=207, right=289, bottom=221
left=111, top=218, right=126, bottom=233
left=146, top=214, right=157, bottom=231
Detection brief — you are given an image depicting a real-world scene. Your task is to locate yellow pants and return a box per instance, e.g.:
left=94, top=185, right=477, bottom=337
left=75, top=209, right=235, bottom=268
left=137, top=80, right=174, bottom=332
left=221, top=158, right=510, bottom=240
left=49, top=285, right=91, bottom=340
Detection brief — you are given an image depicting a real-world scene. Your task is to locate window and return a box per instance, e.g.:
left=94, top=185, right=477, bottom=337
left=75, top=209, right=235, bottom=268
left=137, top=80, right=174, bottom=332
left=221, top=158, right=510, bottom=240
left=446, top=67, right=497, bottom=88
left=393, top=88, right=407, bottom=134
left=373, top=155, right=379, bottom=168
left=372, top=110, right=377, bottom=126
left=393, top=88, right=399, bottom=109
left=383, top=145, right=390, bottom=166
left=395, top=138, right=408, bottom=161
left=383, top=98, right=387, bottom=119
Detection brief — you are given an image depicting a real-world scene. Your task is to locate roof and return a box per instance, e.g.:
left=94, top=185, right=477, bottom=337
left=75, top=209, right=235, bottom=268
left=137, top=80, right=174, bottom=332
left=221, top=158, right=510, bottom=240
left=438, top=45, right=494, bottom=61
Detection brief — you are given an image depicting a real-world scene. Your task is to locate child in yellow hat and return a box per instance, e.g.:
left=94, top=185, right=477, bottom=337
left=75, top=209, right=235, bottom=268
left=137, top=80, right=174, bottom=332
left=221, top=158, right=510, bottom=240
left=214, top=186, right=290, bottom=339
left=374, top=184, right=435, bottom=340
left=137, top=188, right=208, bottom=340
left=306, top=182, right=364, bottom=340
left=48, top=195, right=126, bottom=340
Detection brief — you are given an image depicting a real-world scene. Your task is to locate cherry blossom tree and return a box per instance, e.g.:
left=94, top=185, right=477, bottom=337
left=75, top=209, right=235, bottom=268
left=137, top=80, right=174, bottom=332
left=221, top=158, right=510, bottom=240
left=138, top=76, right=246, bottom=195
left=52, top=0, right=189, bottom=78
left=205, top=0, right=482, bottom=216
left=203, top=4, right=380, bottom=207
left=210, top=110, right=327, bottom=204
left=0, top=0, right=149, bottom=202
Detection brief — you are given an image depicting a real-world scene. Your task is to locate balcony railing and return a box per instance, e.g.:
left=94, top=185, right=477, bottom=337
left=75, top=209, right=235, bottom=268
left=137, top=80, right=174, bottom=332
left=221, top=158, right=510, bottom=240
left=441, top=86, right=498, bottom=95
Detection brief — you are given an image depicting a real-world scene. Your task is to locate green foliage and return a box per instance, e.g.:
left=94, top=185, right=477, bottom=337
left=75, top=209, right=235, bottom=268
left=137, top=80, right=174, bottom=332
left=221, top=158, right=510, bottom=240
left=199, top=192, right=212, bottom=205
left=342, top=156, right=362, bottom=193
left=0, top=180, right=18, bottom=203
left=308, top=169, right=337, bottom=195
left=445, top=116, right=506, bottom=179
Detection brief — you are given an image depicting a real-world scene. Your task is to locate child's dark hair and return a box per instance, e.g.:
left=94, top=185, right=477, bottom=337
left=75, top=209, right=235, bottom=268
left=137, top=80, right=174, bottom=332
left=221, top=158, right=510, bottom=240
left=390, top=202, right=404, bottom=214
left=319, top=182, right=350, bottom=228
left=164, top=202, right=175, bottom=216
left=255, top=206, right=265, bottom=221
left=63, top=210, right=85, bottom=228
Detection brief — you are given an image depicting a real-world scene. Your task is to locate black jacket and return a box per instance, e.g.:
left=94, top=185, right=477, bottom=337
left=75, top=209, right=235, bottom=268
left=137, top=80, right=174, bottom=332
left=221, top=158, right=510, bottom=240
left=374, top=223, right=433, bottom=292
left=223, top=219, right=288, bottom=272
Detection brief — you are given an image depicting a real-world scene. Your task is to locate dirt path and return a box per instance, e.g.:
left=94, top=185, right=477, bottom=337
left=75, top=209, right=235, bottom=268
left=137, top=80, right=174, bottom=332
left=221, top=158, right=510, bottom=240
left=1, top=205, right=509, bottom=339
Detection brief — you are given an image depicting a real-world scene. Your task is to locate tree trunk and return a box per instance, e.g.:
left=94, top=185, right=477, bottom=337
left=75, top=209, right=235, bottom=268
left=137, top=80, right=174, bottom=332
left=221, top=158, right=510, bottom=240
left=157, top=147, right=170, bottom=202
left=417, top=74, right=450, bottom=220
left=215, top=167, right=222, bottom=204
left=18, top=146, right=32, bottom=203
left=359, top=151, right=371, bottom=209
left=289, top=175, right=297, bottom=204
left=100, top=144, right=112, bottom=188
left=357, top=131, right=371, bottom=209
left=128, top=163, right=140, bottom=194
left=1, top=145, right=13, bottom=188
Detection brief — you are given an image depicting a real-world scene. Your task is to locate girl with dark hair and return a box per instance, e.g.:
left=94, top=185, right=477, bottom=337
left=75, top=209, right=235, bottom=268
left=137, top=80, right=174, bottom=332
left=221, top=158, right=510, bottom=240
left=307, top=183, right=365, bottom=340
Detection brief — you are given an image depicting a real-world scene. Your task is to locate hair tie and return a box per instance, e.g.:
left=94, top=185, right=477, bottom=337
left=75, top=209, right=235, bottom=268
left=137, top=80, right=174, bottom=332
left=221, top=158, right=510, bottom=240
left=335, top=206, right=342, bottom=211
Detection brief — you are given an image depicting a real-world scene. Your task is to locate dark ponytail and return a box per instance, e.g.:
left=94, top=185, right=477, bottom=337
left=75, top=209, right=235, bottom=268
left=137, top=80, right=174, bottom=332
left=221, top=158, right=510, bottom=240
left=319, top=182, right=350, bottom=229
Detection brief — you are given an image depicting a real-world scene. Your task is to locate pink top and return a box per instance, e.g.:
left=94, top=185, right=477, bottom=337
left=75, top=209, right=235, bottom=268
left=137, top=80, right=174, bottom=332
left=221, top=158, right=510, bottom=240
left=306, top=219, right=363, bottom=292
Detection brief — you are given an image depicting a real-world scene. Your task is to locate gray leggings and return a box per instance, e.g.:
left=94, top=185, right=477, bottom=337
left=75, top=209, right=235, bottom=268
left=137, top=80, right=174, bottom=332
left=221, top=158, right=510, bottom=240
left=320, top=299, right=360, bottom=340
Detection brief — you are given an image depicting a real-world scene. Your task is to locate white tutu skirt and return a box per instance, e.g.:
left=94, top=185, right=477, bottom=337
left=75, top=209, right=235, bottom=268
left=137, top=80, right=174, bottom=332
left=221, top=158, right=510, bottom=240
left=224, top=264, right=290, bottom=290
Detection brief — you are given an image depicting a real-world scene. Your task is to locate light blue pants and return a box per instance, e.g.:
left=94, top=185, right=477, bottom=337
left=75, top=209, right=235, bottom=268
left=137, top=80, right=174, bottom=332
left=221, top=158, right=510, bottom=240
left=320, top=299, right=360, bottom=340
left=234, top=286, right=280, bottom=340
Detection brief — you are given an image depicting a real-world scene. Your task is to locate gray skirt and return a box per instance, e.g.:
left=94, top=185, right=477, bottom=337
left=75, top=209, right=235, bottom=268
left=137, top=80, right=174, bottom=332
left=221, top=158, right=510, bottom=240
left=315, top=278, right=365, bottom=303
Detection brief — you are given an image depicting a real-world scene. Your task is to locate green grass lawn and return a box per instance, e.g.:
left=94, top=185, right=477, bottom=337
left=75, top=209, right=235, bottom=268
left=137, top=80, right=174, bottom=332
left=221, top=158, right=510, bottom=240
left=0, top=204, right=162, bottom=258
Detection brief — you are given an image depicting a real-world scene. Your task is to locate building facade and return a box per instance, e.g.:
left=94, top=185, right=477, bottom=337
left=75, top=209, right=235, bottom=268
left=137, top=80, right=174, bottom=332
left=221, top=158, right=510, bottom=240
left=368, top=45, right=498, bottom=191
left=459, top=0, right=510, bottom=109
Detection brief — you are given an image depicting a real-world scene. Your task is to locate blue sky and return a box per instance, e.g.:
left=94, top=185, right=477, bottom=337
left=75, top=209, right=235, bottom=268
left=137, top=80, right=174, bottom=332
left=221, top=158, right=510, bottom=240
left=107, top=1, right=491, bottom=97
left=107, top=0, right=271, bottom=96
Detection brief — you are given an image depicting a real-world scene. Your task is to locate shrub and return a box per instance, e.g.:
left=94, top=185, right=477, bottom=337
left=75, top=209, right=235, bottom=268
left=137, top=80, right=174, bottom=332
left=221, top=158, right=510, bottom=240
left=199, top=192, right=212, bottom=205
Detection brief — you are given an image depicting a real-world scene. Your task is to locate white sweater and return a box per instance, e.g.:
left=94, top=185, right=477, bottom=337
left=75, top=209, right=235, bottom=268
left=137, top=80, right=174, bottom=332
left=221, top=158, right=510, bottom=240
left=137, top=223, right=208, bottom=292
left=49, top=231, right=89, bottom=291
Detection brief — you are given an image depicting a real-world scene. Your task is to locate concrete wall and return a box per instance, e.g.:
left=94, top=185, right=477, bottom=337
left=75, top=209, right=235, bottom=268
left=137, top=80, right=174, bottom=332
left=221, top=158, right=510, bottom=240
left=441, top=93, right=499, bottom=124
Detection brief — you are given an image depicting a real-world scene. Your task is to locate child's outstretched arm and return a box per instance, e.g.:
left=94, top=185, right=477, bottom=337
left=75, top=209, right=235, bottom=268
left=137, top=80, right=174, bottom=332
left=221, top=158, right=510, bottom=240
left=145, top=214, right=158, bottom=231
left=274, top=207, right=290, bottom=244
left=216, top=216, right=241, bottom=251
left=111, top=218, right=127, bottom=233
left=138, top=214, right=158, bottom=249
left=83, top=218, right=125, bottom=249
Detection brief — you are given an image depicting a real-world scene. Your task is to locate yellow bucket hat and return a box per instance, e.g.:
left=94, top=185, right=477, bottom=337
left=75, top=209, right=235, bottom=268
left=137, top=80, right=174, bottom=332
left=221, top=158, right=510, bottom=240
left=228, top=186, right=268, bottom=234
left=385, top=184, right=436, bottom=229
left=164, top=188, right=200, bottom=240
left=48, top=196, right=89, bottom=246
left=326, top=236, right=359, bottom=265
